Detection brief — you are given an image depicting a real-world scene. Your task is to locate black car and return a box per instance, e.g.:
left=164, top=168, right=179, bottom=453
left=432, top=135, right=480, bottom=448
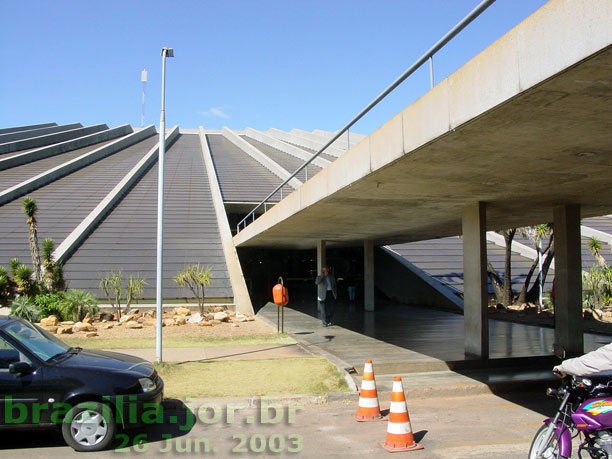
left=0, top=316, right=164, bottom=452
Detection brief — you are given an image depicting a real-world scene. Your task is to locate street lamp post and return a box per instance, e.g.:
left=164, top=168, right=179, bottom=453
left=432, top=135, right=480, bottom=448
left=156, top=46, right=174, bottom=363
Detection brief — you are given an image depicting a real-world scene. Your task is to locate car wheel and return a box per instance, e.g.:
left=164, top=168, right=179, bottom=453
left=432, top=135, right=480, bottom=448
left=61, top=401, right=116, bottom=452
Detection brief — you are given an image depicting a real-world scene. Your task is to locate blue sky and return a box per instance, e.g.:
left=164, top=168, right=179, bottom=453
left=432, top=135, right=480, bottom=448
left=1, top=0, right=547, bottom=135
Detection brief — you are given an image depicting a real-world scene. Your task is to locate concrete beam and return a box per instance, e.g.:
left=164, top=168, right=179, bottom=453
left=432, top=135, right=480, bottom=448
left=0, top=124, right=109, bottom=154
left=198, top=127, right=254, bottom=315
left=0, top=125, right=133, bottom=171
left=221, top=127, right=302, bottom=189
left=462, top=202, right=488, bottom=360
left=267, top=128, right=344, bottom=157
left=364, top=240, right=375, bottom=311
left=581, top=225, right=612, bottom=246
left=54, top=126, right=179, bottom=263
left=244, top=128, right=330, bottom=168
left=0, top=123, right=82, bottom=143
left=0, top=123, right=56, bottom=135
left=290, top=129, right=350, bottom=154
left=0, top=125, right=156, bottom=206
left=554, top=204, right=583, bottom=357
left=313, top=129, right=366, bottom=147
left=485, top=231, right=556, bottom=270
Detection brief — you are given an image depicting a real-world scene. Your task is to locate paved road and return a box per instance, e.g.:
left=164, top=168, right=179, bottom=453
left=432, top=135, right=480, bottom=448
left=0, top=390, right=557, bottom=458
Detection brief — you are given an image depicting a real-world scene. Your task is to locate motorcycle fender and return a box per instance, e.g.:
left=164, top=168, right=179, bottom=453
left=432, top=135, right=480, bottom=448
left=543, top=419, right=572, bottom=458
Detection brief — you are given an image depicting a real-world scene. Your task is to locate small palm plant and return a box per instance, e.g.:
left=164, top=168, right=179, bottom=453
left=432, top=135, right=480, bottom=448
left=174, top=264, right=212, bottom=314
left=41, top=237, right=65, bottom=292
left=14, top=265, right=38, bottom=297
left=60, top=289, right=98, bottom=322
left=22, top=197, right=42, bottom=283
left=10, top=296, right=40, bottom=322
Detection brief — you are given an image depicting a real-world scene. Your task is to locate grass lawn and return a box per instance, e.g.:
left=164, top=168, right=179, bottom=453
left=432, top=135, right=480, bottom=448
left=61, top=334, right=296, bottom=349
left=155, top=357, right=350, bottom=398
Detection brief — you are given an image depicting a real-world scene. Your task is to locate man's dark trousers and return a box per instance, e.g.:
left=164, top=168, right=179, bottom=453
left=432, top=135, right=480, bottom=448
left=320, top=294, right=335, bottom=325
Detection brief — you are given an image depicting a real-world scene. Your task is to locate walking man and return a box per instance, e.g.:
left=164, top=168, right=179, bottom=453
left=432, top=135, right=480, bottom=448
left=316, top=266, right=337, bottom=326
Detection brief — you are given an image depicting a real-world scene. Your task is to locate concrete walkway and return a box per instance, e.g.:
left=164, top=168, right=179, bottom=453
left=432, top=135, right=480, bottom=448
left=258, top=301, right=612, bottom=395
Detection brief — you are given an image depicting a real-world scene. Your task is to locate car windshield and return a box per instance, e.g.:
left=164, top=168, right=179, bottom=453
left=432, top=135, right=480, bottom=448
left=2, top=320, right=70, bottom=362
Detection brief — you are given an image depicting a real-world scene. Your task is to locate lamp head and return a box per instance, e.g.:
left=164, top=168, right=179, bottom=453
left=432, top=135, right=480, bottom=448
left=161, top=47, right=174, bottom=58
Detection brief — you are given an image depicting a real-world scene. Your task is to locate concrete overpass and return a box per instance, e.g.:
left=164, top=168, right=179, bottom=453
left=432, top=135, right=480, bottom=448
left=234, top=0, right=612, bottom=359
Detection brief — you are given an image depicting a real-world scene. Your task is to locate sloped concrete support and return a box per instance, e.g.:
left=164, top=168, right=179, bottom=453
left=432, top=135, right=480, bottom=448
left=0, top=123, right=56, bottom=135
left=554, top=204, right=583, bottom=357
left=364, top=240, right=375, bottom=312
left=199, top=128, right=254, bottom=315
left=244, top=128, right=330, bottom=168
left=0, top=124, right=133, bottom=171
left=0, top=124, right=108, bottom=154
left=462, top=202, right=488, bottom=360
left=53, top=126, right=179, bottom=264
left=222, top=127, right=302, bottom=189
left=378, top=247, right=463, bottom=311
left=0, top=125, right=156, bottom=206
left=0, top=123, right=82, bottom=143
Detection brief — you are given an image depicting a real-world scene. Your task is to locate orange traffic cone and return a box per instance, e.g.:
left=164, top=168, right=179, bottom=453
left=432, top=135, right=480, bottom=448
left=379, top=377, right=423, bottom=452
left=353, top=359, right=383, bottom=421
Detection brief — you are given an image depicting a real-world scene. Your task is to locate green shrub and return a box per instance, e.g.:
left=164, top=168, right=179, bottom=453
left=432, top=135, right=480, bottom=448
left=34, top=292, right=66, bottom=320
left=59, top=289, right=98, bottom=322
left=10, top=296, right=40, bottom=322
left=14, top=265, right=38, bottom=297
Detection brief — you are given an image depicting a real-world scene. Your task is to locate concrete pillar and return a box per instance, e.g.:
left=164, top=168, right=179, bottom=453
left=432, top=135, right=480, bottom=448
left=462, top=202, right=488, bottom=360
left=553, top=204, right=583, bottom=357
left=364, top=240, right=375, bottom=312
left=317, top=240, right=326, bottom=274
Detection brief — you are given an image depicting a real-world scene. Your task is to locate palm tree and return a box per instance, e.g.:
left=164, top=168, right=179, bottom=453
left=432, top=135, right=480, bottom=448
left=22, top=197, right=42, bottom=283
left=588, top=236, right=607, bottom=268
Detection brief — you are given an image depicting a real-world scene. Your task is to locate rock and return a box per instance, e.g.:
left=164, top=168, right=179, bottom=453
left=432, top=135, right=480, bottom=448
left=213, top=306, right=224, bottom=313
left=85, top=332, right=98, bottom=338
left=496, top=303, right=507, bottom=311
left=83, top=317, right=93, bottom=325
left=175, top=315, right=186, bottom=325
left=40, top=315, right=58, bottom=327
left=212, top=320, right=222, bottom=325
left=214, top=311, right=229, bottom=322
left=72, top=322, right=89, bottom=333
left=188, top=313, right=203, bottom=324
left=57, top=326, right=73, bottom=334
left=144, top=310, right=155, bottom=318
left=120, top=314, right=135, bottom=323
left=246, top=316, right=255, bottom=321
left=234, top=313, right=248, bottom=322
left=131, top=309, right=140, bottom=315
left=60, top=321, right=75, bottom=326
left=86, top=325, right=97, bottom=332
left=101, top=324, right=114, bottom=330
left=198, top=321, right=213, bottom=326
left=143, top=319, right=156, bottom=327
left=99, top=312, right=114, bottom=321
left=44, top=326, right=58, bottom=334
left=163, top=319, right=175, bottom=327
left=594, top=309, right=604, bottom=320
left=174, top=307, right=191, bottom=316
left=125, top=322, right=143, bottom=329
left=584, top=309, right=594, bottom=320
left=488, top=306, right=497, bottom=313
left=204, top=313, right=214, bottom=321
left=231, top=323, right=239, bottom=328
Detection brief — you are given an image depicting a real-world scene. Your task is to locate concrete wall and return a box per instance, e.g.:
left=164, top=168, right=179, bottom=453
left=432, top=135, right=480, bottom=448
left=375, top=247, right=462, bottom=312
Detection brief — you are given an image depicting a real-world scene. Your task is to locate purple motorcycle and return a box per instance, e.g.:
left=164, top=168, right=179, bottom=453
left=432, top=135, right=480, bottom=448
left=530, top=374, right=612, bottom=458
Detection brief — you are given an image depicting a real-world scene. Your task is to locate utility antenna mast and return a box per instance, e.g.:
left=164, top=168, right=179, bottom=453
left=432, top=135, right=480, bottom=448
left=141, top=69, right=148, bottom=127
